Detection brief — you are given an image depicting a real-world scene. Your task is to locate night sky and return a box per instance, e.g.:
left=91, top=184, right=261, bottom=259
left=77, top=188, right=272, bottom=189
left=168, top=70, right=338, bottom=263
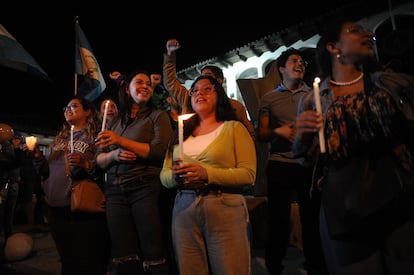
left=0, top=0, right=410, bottom=134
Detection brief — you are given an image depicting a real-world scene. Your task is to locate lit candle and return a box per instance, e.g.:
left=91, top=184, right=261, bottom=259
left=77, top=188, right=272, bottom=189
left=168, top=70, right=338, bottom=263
left=70, top=125, right=75, bottom=153
left=313, top=77, right=325, bottom=153
left=178, top=113, right=195, bottom=159
left=25, top=136, right=37, bottom=151
left=101, top=100, right=110, bottom=131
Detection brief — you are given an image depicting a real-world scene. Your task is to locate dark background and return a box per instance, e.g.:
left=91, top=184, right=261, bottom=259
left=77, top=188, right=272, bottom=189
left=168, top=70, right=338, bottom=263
left=0, top=0, right=411, bottom=135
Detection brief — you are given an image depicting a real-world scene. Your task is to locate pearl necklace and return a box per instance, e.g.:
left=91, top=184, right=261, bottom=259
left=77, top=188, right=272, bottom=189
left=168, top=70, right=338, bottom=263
left=329, top=73, right=364, bottom=86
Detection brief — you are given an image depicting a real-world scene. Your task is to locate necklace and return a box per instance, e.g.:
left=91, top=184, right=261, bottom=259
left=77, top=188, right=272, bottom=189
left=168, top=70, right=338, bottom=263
left=329, top=73, right=364, bottom=86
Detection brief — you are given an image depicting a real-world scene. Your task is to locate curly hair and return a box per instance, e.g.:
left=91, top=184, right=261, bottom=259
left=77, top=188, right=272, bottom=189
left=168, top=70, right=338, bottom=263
left=50, top=97, right=100, bottom=151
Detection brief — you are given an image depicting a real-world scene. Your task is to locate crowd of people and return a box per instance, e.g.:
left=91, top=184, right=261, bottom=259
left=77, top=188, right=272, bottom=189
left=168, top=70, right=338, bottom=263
left=1, top=16, right=414, bottom=275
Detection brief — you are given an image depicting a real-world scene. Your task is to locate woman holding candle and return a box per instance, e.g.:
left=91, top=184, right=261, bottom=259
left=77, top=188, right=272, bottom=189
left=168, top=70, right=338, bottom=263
left=32, top=97, right=110, bottom=275
left=160, top=75, right=256, bottom=275
left=95, top=70, right=172, bottom=274
left=293, top=17, right=414, bottom=274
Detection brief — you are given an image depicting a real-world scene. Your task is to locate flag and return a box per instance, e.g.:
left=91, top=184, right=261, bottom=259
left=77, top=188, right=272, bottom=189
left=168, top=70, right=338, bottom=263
left=0, top=24, right=49, bottom=80
left=74, top=20, right=106, bottom=101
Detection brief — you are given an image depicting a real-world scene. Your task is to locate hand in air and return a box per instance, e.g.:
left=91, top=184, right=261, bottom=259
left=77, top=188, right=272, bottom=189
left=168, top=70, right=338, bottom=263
left=166, top=39, right=181, bottom=55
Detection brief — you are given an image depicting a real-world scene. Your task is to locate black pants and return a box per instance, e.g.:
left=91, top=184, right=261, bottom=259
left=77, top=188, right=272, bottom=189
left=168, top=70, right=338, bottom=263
left=0, top=181, right=18, bottom=239
left=47, top=205, right=110, bottom=275
left=265, top=160, right=328, bottom=274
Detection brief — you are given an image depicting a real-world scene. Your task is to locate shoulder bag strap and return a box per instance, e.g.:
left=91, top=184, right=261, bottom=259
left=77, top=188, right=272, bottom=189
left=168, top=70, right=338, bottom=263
left=64, top=150, right=72, bottom=182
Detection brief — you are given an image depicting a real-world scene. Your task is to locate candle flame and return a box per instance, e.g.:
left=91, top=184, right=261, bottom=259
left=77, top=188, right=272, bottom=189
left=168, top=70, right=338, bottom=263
left=314, top=77, right=321, bottom=84
left=178, top=113, right=195, bottom=121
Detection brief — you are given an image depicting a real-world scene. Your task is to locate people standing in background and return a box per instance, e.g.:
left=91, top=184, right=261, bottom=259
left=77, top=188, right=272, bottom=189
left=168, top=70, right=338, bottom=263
left=13, top=132, right=45, bottom=231
left=0, top=134, right=19, bottom=242
left=97, top=97, right=119, bottom=210
left=293, top=17, right=414, bottom=274
left=109, top=71, right=125, bottom=87
left=160, top=75, right=256, bottom=275
left=151, top=71, right=180, bottom=275
left=95, top=70, right=172, bottom=275
left=151, top=72, right=174, bottom=113
left=99, top=98, right=118, bottom=129
left=0, top=133, right=16, bottom=269
left=163, top=38, right=256, bottom=141
left=33, top=97, right=110, bottom=275
left=257, top=48, right=327, bottom=275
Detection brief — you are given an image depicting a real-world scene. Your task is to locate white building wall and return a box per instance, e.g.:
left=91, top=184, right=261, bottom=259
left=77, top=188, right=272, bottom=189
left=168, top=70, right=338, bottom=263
left=182, top=1, right=414, bottom=105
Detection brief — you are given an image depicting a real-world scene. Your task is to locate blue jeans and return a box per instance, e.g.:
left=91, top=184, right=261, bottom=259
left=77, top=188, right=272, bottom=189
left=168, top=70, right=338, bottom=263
left=172, top=190, right=251, bottom=275
left=105, top=176, right=170, bottom=275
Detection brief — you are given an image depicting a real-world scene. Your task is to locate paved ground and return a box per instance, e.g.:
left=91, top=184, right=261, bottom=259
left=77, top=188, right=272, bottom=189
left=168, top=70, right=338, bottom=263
left=1, top=226, right=306, bottom=275
left=1, top=225, right=60, bottom=275
left=1, top=197, right=307, bottom=275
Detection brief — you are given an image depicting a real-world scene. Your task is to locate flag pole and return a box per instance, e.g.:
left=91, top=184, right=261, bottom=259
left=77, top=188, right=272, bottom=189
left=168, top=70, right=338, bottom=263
left=74, top=16, right=79, bottom=96
left=74, top=72, right=78, bottom=96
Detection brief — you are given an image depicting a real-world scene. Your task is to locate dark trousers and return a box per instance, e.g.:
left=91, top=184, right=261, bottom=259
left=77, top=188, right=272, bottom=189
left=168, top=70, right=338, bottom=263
left=105, top=178, right=170, bottom=275
left=159, top=186, right=179, bottom=275
left=265, top=160, right=327, bottom=274
left=320, top=203, right=414, bottom=274
left=0, top=182, right=18, bottom=239
left=47, top=206, right=110, bottom=275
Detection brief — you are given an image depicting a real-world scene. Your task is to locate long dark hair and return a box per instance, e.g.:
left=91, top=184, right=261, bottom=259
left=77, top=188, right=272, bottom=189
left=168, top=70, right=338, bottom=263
left=117, top=70, right=155, bottom=126
left=183, top=75, right=237, bottom=140
left=316, top=16, right=381, bottom=79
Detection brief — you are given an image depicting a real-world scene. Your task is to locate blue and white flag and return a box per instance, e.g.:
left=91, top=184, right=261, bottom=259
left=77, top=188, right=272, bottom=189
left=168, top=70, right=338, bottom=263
left=74, top=21, right=106, bottom=101
left=0, top=24, right=49, bottom=80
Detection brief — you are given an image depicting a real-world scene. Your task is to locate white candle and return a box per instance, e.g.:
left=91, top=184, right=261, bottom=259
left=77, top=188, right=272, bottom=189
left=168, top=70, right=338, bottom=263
left=313, top=77, right=325, bottom=153
left=101, top=100, right=110, bottom=131
left=178, top=113, right=195, bottom=159
left=25, top=136, right=37, bottom=151
left=70, top=125, right=75, bottom=153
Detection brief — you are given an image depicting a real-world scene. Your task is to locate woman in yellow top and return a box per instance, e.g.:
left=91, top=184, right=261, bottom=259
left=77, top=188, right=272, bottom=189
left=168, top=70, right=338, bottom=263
left=160, top=75, right=256, bottom=275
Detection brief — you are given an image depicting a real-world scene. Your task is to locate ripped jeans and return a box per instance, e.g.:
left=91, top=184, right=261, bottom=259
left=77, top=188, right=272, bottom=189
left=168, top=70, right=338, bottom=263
left=105, top=177, right=170, bottom=275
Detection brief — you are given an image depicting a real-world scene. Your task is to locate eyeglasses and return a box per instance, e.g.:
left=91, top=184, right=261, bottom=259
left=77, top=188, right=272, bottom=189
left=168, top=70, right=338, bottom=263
left=63, top=103, right=80, bottom=113
left=189, top=84, right=216, bottom=97
left=286, top=58, right=308, bottom=67
left=346, top=25, right=373, bottom=36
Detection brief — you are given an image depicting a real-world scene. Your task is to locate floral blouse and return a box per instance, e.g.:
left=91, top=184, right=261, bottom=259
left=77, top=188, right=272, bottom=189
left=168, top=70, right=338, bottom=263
left=325, top=87, right=396, bottom=162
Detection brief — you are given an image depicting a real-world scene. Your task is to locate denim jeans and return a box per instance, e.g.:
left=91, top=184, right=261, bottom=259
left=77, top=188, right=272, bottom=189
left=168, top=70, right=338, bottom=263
left=172, top=190, right=251, bottom=275
left=106, top=176, right=170, bottom=275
